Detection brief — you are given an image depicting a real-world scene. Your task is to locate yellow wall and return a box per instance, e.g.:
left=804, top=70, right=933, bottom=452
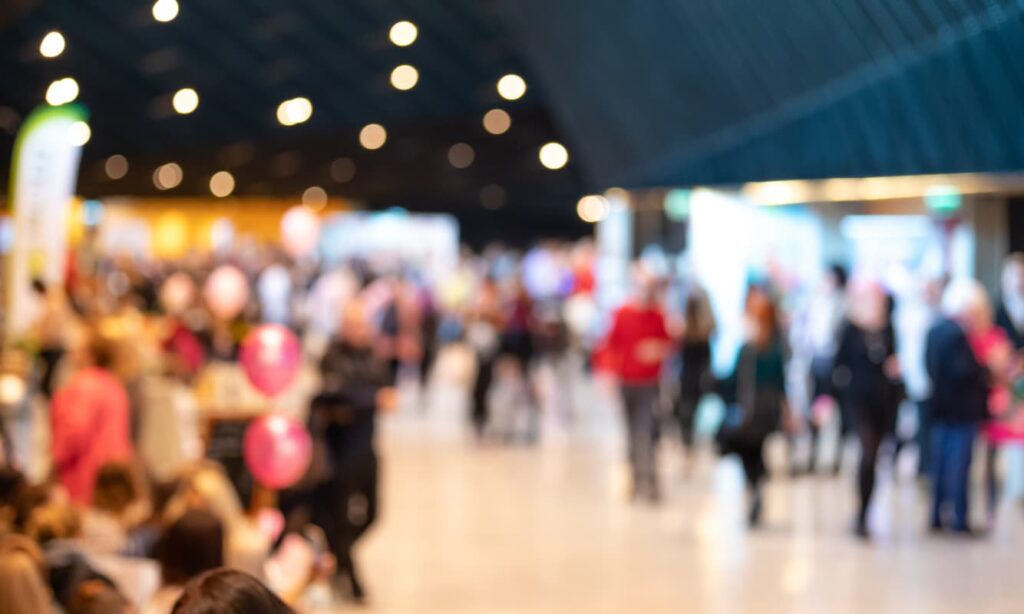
left=97, top=196, right=352, bottom=258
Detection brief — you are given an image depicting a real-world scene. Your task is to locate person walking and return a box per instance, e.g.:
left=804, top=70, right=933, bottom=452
left=717, top=290, right=789, bottom=527
left=675, top=287, right=716, bottom=460
left=605, top=271, right=673, bottom=503
left=832, top=282, right=901, bottom=539
left=925, top=281, right=992, bottom=535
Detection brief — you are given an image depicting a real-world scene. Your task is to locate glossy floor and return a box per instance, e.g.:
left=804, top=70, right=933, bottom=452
left=349, top=380, right=1024, bottom=613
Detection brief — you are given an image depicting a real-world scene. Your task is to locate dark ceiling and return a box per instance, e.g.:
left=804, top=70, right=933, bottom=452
left=0, top=0, right=588, bottom=243
left=3, top=0, right=1024, bottom=242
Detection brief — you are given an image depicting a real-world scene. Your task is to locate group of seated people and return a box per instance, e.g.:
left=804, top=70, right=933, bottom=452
left=0, top=458, right=332, bottom=613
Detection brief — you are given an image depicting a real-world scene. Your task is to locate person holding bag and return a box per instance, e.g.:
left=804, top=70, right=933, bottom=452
left=717, top=289, right=790, bottom=528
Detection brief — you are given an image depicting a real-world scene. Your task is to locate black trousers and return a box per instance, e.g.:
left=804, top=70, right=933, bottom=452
left=855, top=418, right=884, bottom=524
left=313, top=455, right=379, bottom=595
left=471, top=354, right=495, bottom=436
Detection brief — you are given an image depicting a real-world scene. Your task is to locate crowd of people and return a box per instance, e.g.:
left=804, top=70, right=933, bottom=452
left=604, top=255, right=1024, bottom=539
left=2, top=236, right=1023, bottom=610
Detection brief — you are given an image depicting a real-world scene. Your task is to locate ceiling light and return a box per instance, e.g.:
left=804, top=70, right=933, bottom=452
left=539, top=142, right=569, bottom=170
left=152, top=0, right=179, bottom=23
left=359, top=123, right=387, bottom=150
left=67, top=121, right=90, bottom=146
left=389, top=21, right=418, bottom=47
left=483, top=108, right=511, bottom=135
left=577, top=195, right=610, bottom=223
left=330, top=158, right=356, bottom=183
left=154, top=162, right=183, bottom=190
left=105, top=155, right=129, bottom=180
left=302, top=186, right=328, bottom=211
left=390, top=64, right=419, bottom=91
left=497, top=74, right=526, bottom=101
left=39, top=31, right=65, bottom=59
left=209, top=171, right=235, bottom=197
left=448, top=143, right=474, bottom=169
left=45, top=77, right=78, bottom=106
left=172, top=87, right=199, bottom=114
left=276, top=97, right=312, bottom=126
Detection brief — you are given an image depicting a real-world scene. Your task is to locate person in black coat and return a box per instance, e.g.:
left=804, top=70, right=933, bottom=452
left=305, top=298, right=396, bottom=602
left=832, top=283, right=902, bottom=539
left=925, top=281, right=991, bottom=535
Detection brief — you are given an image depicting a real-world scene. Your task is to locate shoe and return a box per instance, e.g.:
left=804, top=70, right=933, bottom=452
left=854, top=518, right=870, bottom=540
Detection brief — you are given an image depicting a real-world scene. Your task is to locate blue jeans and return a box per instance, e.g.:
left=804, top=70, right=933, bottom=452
left=930, top=422, right=976, bottom=530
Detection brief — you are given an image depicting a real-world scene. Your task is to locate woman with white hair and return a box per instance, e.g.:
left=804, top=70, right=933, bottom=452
left=924, top=279, right=993, bottom=535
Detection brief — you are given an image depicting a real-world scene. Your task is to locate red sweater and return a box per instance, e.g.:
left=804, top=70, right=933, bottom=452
left=607, top=303, right=671, bottom=385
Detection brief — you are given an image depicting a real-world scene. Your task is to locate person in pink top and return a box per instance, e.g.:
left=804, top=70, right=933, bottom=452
left=51, top=334, right=133, bottom=505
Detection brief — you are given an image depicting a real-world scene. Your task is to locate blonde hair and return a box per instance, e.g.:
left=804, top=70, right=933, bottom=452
left=0, top=535, right=51, bottom=614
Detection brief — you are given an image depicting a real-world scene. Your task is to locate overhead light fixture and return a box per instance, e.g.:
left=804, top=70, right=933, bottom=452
left=276, top=97, right=312, bottom=126
left=390, top=64, right=419, bottom=91
left=152, top=0, right=179, bottom=23
left=302, top=186, right=328, bottom=211
left=105, top=155, right=129, bottom=180
left=448, top=143, right=475, bottom=169
left=497, top=74, right=526, bottom=101
left=482, top=108, right=511, bottom=135
left=39, top=31, right=65, bottom=59
left=153, top=162, right=183, bottom=190
left=538, top=142, right=569, bottom=170
left=359, top=123, right=387, bottom=150
left=389, top=21, right=418, bottom=47
left=172, top=87, right=199, bottom=114
left=45, top=77, right=78, bottom=106
left=209, top=171, right=235, bottom=197
left=577, top=195, right=610, bottom=223
left=67, top=121, right=90, bottom=146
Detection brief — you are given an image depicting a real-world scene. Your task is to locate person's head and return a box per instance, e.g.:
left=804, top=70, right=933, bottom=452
left=166, top=462, right=245, bottom=530
left=1002, top=253, right=1024, bottom=301
left=67, top=579, right=132, bottom=614
left=943, top=279, right=992, bottom=333
left=92, top=462, right=139, bottom=517
left=0, top=534, right=51, bottom=614
left=173, top=569, right=294, bottom=614
left=26, top=499, right=81, bottom=545
left=158, top=509, right=224, bottom=586
left=848, top=279, right=888, bottom=331
left=30, top=279, right=47, bottom=297
left=825, top=264, right=848, bottom=292
left=0, top=467, right=26, bottom=531
left=744, top=290, right=778, bottom=347
left=683, top=288, right=715, bottom=342
left=77, top=332, right=117, bottom=371
left=340, top=298, right=373, bottom=347
left=632, top=265, right=660, bottom=307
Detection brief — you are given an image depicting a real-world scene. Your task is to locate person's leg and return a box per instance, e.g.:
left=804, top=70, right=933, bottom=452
left=471, top=355, right=494, bottom=438
left=930, top=423, right=949, bottom=529
left=855, top=420, right=881, bottom=535
left=947, top=424, right=976, bottom=532
left=620, top=386, right=642, bottom=497
left=985, top=440, right=999, bottom=527
left=635, top=385, right=660, bottom=500
left=917, top=399, right=932, bottom=478
left=677, top=392, right=698, bottom=452
left=738, top=440, right=766, bottom=526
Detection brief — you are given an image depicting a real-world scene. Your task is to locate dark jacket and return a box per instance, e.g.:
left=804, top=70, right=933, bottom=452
left=832, top=321, right=902, bottom=430
left=995, top=301, right=1024, bottom=350
left=925, top=318, right=989, bottom=424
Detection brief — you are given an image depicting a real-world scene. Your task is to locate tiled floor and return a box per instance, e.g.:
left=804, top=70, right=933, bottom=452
left=344, top=377, right=1024, bottom=614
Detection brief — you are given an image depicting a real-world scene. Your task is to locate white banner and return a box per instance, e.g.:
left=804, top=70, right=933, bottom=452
left=5, top=104, right=88, bottom=338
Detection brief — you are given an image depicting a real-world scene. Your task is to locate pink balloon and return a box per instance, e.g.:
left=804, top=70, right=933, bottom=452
left=239, top=324, right=302, bottom=397
left=204, top=265, right=250, bottom=320
left=243, top=414, right=312, bottom=490
left=280, top=206, right=321, bottom=259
